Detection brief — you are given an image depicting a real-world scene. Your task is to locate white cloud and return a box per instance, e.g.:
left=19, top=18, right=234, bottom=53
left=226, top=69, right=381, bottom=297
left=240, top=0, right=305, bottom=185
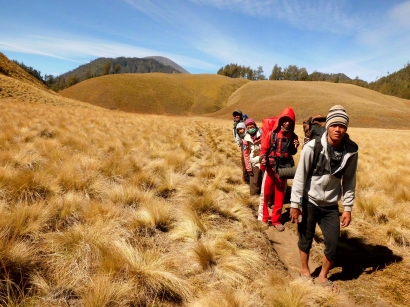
left=0, top=33, right=217, bottom=72
left=189, top=0, right=362, bottom=34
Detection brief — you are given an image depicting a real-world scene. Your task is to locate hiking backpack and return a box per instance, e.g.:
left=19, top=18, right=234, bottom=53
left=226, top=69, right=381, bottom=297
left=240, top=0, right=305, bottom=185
left=302, top=114, right=326, bottom=146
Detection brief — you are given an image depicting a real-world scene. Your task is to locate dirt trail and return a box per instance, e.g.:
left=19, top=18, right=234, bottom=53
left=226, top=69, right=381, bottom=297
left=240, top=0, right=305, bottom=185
left=265, top=214, right=372, bottom=307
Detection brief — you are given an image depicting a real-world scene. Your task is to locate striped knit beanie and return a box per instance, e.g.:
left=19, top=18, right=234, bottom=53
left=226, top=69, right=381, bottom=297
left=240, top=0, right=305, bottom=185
left=326, top=105, right=349, bottom=129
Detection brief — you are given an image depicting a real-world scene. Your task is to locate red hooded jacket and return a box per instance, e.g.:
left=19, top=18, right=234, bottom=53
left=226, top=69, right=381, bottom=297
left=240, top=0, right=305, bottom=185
left=260, top=107, right=298, bottom=169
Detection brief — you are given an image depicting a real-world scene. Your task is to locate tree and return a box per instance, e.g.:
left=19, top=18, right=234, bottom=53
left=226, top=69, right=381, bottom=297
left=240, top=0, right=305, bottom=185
left=114, top=64, right=121, bottom=74
left=102, top=62, right=111, bottom=75
left=299, top=67, right=309, bottom=81
left=253, top=66, right=266, bottom=80
left=283, top=65, right=299, bottom=80
left=66, top=75, right=79, bottom=87
left=269, top=64, right=282, bottom=80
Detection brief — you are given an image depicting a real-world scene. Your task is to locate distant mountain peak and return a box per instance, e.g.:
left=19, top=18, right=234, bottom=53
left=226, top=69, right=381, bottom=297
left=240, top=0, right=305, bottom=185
left=144, top=56, right=190, bottom=74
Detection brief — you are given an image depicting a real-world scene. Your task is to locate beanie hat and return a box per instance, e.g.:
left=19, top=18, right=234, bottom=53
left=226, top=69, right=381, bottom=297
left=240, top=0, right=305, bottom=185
left=236, top=122, right=246, bottom=130
left=326, top=105, right=349, bottom=129
left=232, top=109, right=243, bottom=116
left=244, top=118, right=256, bottom=127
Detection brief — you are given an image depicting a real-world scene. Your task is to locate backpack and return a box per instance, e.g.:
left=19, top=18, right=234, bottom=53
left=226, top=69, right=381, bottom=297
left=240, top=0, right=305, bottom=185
left=302, top=114, right=326, bottom=146
left=261, top=117, right=278, bottom=142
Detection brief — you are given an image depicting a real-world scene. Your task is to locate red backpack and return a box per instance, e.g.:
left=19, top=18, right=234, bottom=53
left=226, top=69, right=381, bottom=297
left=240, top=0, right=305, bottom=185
left=261, top=117, right=278, bottom=143
left=260, top=117, right=278, bottom=171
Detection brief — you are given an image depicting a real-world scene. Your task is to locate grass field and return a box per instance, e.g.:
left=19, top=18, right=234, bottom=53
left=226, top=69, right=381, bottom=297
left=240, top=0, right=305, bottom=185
left=210, top=80, right=410, bottom=130
left=59, top=73, right=249, bottom=115
left=1, top=52, right=410, bottom=306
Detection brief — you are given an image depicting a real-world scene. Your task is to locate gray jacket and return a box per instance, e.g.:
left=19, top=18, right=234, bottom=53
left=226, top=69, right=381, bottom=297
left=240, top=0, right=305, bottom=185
left=290, top=132, right=358, bottom=212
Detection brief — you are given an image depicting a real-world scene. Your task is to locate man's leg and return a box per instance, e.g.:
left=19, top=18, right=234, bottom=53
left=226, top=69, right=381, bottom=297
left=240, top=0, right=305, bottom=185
left=262, top=168, right=275, bottom=222
left=317, top=205, right=340, bottom=283
left=258, top=171, right=267, bottom=221
left=318, top=255, right=334, bottom=283
left=299, top=249, right=311, bottom=277
left=271, top=174, right=287, bottom=226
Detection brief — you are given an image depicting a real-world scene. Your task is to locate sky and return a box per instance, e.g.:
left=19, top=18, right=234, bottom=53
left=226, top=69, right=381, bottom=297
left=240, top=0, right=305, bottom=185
left=1, top=0, right=410, bottom=82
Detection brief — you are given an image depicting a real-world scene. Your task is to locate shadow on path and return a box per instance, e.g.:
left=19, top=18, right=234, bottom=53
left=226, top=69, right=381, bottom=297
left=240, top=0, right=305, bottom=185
left=319, top=234, right=403, bottom=281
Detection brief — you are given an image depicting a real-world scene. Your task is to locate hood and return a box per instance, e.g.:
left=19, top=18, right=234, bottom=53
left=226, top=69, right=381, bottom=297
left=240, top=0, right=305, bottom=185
left=272, top=107, right=296, bottom=132
left=236, top=122, right=246, bottom=130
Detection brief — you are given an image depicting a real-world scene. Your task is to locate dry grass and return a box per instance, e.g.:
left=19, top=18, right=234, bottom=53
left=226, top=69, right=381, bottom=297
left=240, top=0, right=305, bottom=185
left=0, top=99, right=286, bottom=306
left=59, top=73, right=249, bottom=115
left=2, top=52, right=410, bottom=306
left=210, top=80, right=410, bottom=129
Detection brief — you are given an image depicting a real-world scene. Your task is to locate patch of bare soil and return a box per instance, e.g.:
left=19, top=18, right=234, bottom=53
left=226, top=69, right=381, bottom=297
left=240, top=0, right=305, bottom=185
left=265, top=206, right=391, bottom=307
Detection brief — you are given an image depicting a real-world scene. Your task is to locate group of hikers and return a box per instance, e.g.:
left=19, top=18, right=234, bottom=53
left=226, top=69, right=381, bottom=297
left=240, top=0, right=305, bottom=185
left=232, top=106, right=358, bottom=293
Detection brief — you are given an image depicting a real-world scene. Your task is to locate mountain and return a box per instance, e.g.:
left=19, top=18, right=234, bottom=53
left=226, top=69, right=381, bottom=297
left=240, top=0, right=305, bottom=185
left=59, top=56, right=185, bottom=80
left=368, top=63, right=410, bottom=99
left=144, top=56, right=190, bottom=74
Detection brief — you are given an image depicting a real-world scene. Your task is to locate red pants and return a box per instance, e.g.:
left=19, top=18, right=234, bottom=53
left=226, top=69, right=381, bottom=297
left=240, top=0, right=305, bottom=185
left=262, top=167, right=287, bottom=224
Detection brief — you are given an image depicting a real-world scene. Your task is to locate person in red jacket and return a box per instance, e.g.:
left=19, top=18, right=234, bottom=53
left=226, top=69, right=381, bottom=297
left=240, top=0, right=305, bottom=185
left=260, top=107, right=299, bottom=231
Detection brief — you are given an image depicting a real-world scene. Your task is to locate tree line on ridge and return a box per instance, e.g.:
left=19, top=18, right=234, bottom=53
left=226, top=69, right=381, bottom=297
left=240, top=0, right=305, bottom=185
left=217, top=62, right=410, bottom=99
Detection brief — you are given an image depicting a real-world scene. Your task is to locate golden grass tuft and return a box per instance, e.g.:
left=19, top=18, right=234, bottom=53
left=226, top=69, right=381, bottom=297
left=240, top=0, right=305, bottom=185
left=189, top=285, right=256, bottom=307
left=266, top=278, right=338, bottom=307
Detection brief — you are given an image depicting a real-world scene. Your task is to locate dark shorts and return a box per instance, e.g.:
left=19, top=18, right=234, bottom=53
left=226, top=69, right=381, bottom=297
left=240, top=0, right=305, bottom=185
left=297, top=202, right=340, bottom=261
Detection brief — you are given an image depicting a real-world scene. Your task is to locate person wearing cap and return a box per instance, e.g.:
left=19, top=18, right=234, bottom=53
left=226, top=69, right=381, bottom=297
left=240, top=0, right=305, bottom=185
left=232, top=110, right=245, bottom=145
left=232, top=110, right=250, bottom=184
left=289, top=105, right=358, bottom=292
left=234, top=121, right=249, bottom=183
left=242, top=118, right=263, bottom=195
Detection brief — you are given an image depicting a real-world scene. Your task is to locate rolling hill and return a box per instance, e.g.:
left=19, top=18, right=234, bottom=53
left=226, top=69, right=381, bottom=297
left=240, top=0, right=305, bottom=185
left=59, top=73, right=249, bottom=115
left=0, top=52, right=100, bottom=109
left=210, top=80, right=410, bottom=129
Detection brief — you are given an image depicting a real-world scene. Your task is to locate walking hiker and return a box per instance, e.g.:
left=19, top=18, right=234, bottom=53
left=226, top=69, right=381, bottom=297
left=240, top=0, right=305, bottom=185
left=232, top=110, right=250, bottom=184
left=235, top=122, right=249, bottom=183
left=260, top=107, right=299, bottom=231
left=243, top=118, right=263, bottom=195
left=232, top=110, right=245, bottom=146
left=289, top=105, right=358, bottom=293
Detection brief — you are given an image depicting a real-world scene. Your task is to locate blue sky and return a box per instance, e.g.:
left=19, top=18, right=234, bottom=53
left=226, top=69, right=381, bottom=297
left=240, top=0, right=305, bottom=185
left=1, top=0, right=409, bottom=82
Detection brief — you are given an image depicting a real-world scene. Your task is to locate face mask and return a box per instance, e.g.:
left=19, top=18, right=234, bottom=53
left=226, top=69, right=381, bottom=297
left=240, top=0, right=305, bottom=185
left=247, top=127, right=257, bottom=135
left=239, top=132, right=246, bottom=138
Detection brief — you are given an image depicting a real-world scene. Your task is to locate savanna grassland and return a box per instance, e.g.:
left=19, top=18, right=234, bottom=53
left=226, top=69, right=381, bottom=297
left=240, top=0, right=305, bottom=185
left=1, top=99, right=346, bottom=307
left=59, top=73, right=249, bottom=115
left=210, top=80, right=410, bottom=130
left=1, top=52, right=410, bottom=306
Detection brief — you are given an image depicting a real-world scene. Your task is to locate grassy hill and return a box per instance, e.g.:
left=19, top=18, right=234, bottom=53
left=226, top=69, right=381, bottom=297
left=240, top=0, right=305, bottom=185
left=1, top=52, right=410, bottom=306
left=0, top=52, right=49, bottom=92
left=210, top=80, right=410, bottom=129
left=59, top=73, right=249, bottom=114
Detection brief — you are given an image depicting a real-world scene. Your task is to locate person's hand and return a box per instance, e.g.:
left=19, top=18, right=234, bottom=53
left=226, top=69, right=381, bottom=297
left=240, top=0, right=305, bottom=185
left=290, top=208, right=301, bottom=223
left=248, top=171, right=254, bottom=177
left=294, top=139, right=300, bottom=148
left=340, top=211, right=351, bottom=228
left=261, top=157, right=266, bottom=166
left=239, top=139, right=243, bottom=145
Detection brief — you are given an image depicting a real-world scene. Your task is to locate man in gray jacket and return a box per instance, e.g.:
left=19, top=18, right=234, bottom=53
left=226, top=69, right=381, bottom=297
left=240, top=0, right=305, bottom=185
left=290, top=105, right=358, bottom=292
